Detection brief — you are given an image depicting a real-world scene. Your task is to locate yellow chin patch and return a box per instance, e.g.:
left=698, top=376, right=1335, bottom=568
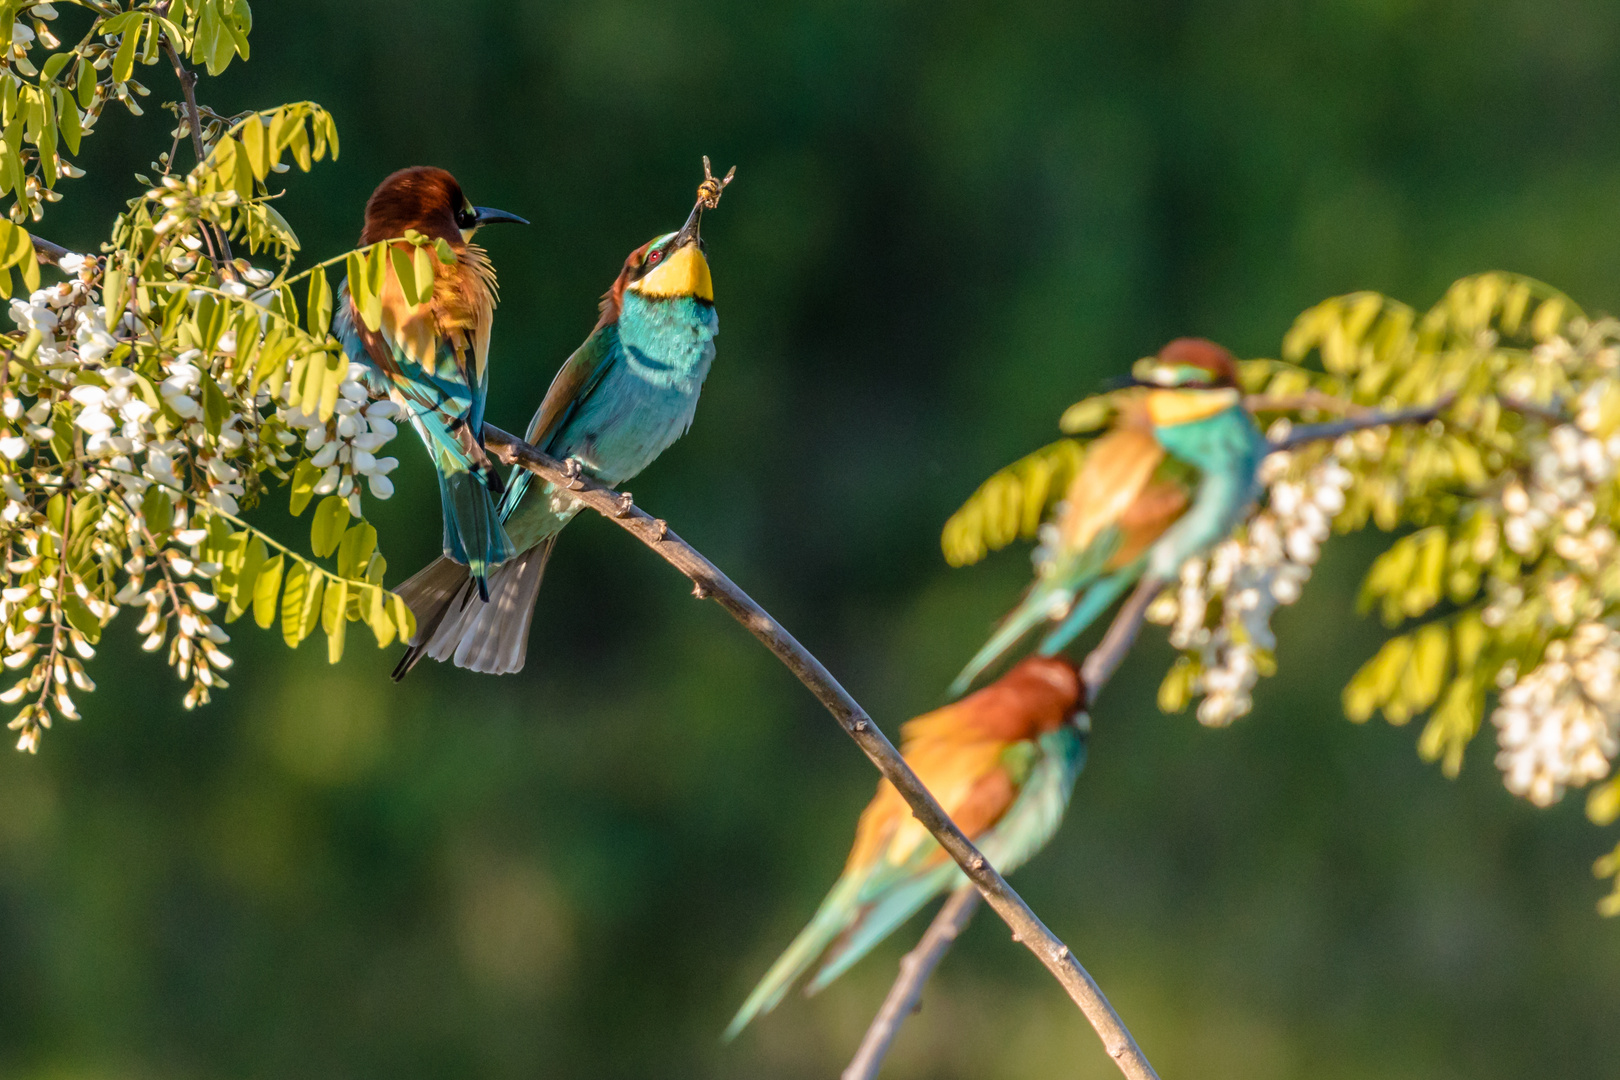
left=629, top=242, right=713, bottom=301
left=1146, top=387, right=1241, bottom=427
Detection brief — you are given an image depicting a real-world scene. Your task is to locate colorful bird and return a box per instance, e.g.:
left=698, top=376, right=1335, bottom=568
left=390, top=161, right=734, bottom=678
left=724, top=655, right=1087, bottom=1040
left=332, top=167, right=529, bottom=600
left=950, top=338, right=1268, bottom=696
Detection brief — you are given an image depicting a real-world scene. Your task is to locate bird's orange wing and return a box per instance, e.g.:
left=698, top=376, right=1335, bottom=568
left=1055, top=424, right=1165, bottom=556
left=1105, top=478, right=1190, bottom=570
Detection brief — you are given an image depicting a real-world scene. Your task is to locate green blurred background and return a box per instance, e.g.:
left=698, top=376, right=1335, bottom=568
left=3, top=1, right=1620, bottom=1077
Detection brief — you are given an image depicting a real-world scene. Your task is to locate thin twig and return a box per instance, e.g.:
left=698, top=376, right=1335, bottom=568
left=157, top=24, right=238, bottom=281
left=848, top=381, right=1566, bottom=1076
left=478, top=423, right=1159, bottom=1080
left=1245, top=390, right=1373, bottom=417
left=842, top=575, right=1165, bottom=1080
left=1270, top=395, right=1454, bottom=452
left=842, top=886, right=981, bottom=1080
left=30, top=236, right=70, bottom=267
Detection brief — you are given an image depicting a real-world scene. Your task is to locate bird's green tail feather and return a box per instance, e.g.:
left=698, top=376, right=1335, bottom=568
left=724, top=875, right=863, bottom=1041
left=437, top=465, right=516, bottom=598
left=1036, top=564, right=1143, bottom=658
left=805, top=863, right=960, bottom=996
left=949, top=585, right=1071, bottom=697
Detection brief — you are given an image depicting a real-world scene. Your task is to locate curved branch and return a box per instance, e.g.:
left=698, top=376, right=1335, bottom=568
left=1270, top=395, right=1454, bottom=451
left=478, top=424, right=1159, bottom=1080
left=31, top=235, right=70, bottom=267
left=842, top=886, right=981, bottom=1080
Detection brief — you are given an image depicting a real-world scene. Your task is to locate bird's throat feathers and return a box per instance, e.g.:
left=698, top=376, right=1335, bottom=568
left=1145, top=387, right=1242, bottom=428
left=629, top=242, right=713, bottom=301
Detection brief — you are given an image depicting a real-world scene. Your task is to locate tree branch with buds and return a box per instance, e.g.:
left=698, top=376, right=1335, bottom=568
left=478, top=423, right=1160, bottom=1080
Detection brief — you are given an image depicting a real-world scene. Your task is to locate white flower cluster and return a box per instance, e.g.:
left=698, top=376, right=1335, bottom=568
left=276, top=365, right=402, bottom=515
left=1148, top=438, right=1353, bottom=726
left=1478, top=375, right=1620, bottom=806
left=1493, top=622, right=1620, bottom=807
left=0, top=248, right=400, bottom=750
left=1498, top=419, right=1619, bottom=578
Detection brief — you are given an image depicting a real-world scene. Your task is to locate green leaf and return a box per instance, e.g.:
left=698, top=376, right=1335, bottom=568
left=321, top=577, right=347, bottom=662
left=55, top=86, right=79, bottom=155
left=309, top=495, right=349, bottom=558
left=306, top=265, right=332, bottom=337
left=390, top=243, right=423, bottom=307
left=252, top=553, right=284, bottom=629
left=390, top=592, right=416, bottom=642
left=334, top=521, right=378, bottom=579
left=61, top=592, right=101, bottom=642
left=112, top=15, right=144, bottom=84
left=433, top=237, right=456, bottom=264
left=365, top=585, right=397, bottom=648
left=316, top=349, right=344, bottom=422
left=288, top=458, right=321, bottom=516
left=141, top=484, right=174, bottom=535
left=361, top=244, right=386, bottom=330
left=280, top=559, right=324, bottom=648
left=227, top=535, right=267, bottom=622
left=941, top=439, right=1086, bottom=567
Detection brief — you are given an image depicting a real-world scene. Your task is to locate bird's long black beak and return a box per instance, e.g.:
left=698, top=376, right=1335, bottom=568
left=472, top=206, right=529, bottom=227
left=1102, top=373, right=1152, bottom=390
left=671, top=199, right=704, bottom=250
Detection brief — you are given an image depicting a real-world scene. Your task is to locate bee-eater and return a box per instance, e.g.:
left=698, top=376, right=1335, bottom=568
left=724, top=655, right=1087, bottom=1039
left=390, top=163, right=732, bottom=678
left=332, top=167, right=529, bottom=600
left=950, top=339, right=1268, bottom=696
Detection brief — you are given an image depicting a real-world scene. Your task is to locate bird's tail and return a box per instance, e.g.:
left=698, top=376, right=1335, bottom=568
left=723, top=875, right=863, bottom=1042
left=1036, top=565, right=1143, bottom=659
left=436, top=465, right=516, bottom=599
left=391, top=540, right=555, bottom=680
left=948, top=585, right=1072, bottom=698
left=805, top=863, right=960, bottom=996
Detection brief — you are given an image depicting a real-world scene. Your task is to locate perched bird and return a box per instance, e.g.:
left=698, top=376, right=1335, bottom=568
left=391, top=161, right=734, bottom=678
left=725, top=655, right=1088, bottom=1040
left=950, top=338, right=1268, bottom=695
left=332, top=167, right=529, bottom=600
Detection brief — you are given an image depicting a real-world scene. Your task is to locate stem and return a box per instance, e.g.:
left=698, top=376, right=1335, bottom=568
left=478, top=424, right=1159, bottom=1080
left=842, top=886, right=981, bottom=1080
left=30, top=235, right=70, bottom=267
left=158, top=28, right=238, bottom=281
left=1270, top=396, right=1454, bottom=452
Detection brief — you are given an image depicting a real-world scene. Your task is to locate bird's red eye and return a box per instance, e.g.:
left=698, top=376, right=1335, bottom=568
left=646, top=249, right=663, bottom=267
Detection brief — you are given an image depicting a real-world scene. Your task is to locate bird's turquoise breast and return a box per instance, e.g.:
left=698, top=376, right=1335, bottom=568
left=1147, top=405, right=1269, bottom=577
left=500, top=294, right=716, bottom=551
left=559, top=294, right=716, bottom=485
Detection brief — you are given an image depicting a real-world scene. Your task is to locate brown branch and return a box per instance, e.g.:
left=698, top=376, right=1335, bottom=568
left=842, top=886, right=981, bottom=1080
left=1245, top=390, right=1373, bottom=417
left=825, top=380, right=1574, bottom=1077
left=478, top=424, right=1159, bottom=1080
left=1270, top=395, right=1455, bottom=452
left=158, top=27, right=238, bottom=282
left=30, top=236, right=70, bottom=267
left=845, top=573, right=1166, bottom=1079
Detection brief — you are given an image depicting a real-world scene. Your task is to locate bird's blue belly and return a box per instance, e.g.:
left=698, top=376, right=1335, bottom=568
left=558, top=363, right=703, bottom=486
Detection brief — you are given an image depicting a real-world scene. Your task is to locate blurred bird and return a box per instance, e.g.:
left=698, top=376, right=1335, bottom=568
left=390, top=161, right=734, bottom=678
left=333, top=166, right=528, bottom=600
left=724, top=655, right=1087, bottom=1040
left=950, top=338, right=1268, bottom=695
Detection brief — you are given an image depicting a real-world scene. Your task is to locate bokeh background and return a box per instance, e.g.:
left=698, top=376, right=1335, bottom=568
left=3, top=1, right=1620, bottom=1077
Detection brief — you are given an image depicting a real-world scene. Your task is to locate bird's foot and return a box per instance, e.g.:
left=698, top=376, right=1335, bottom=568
left=613, top=491, right=634, bottom=518
left=651, top=518, right=668, bottom=541
left=560, top=457, right=587, bottom=491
